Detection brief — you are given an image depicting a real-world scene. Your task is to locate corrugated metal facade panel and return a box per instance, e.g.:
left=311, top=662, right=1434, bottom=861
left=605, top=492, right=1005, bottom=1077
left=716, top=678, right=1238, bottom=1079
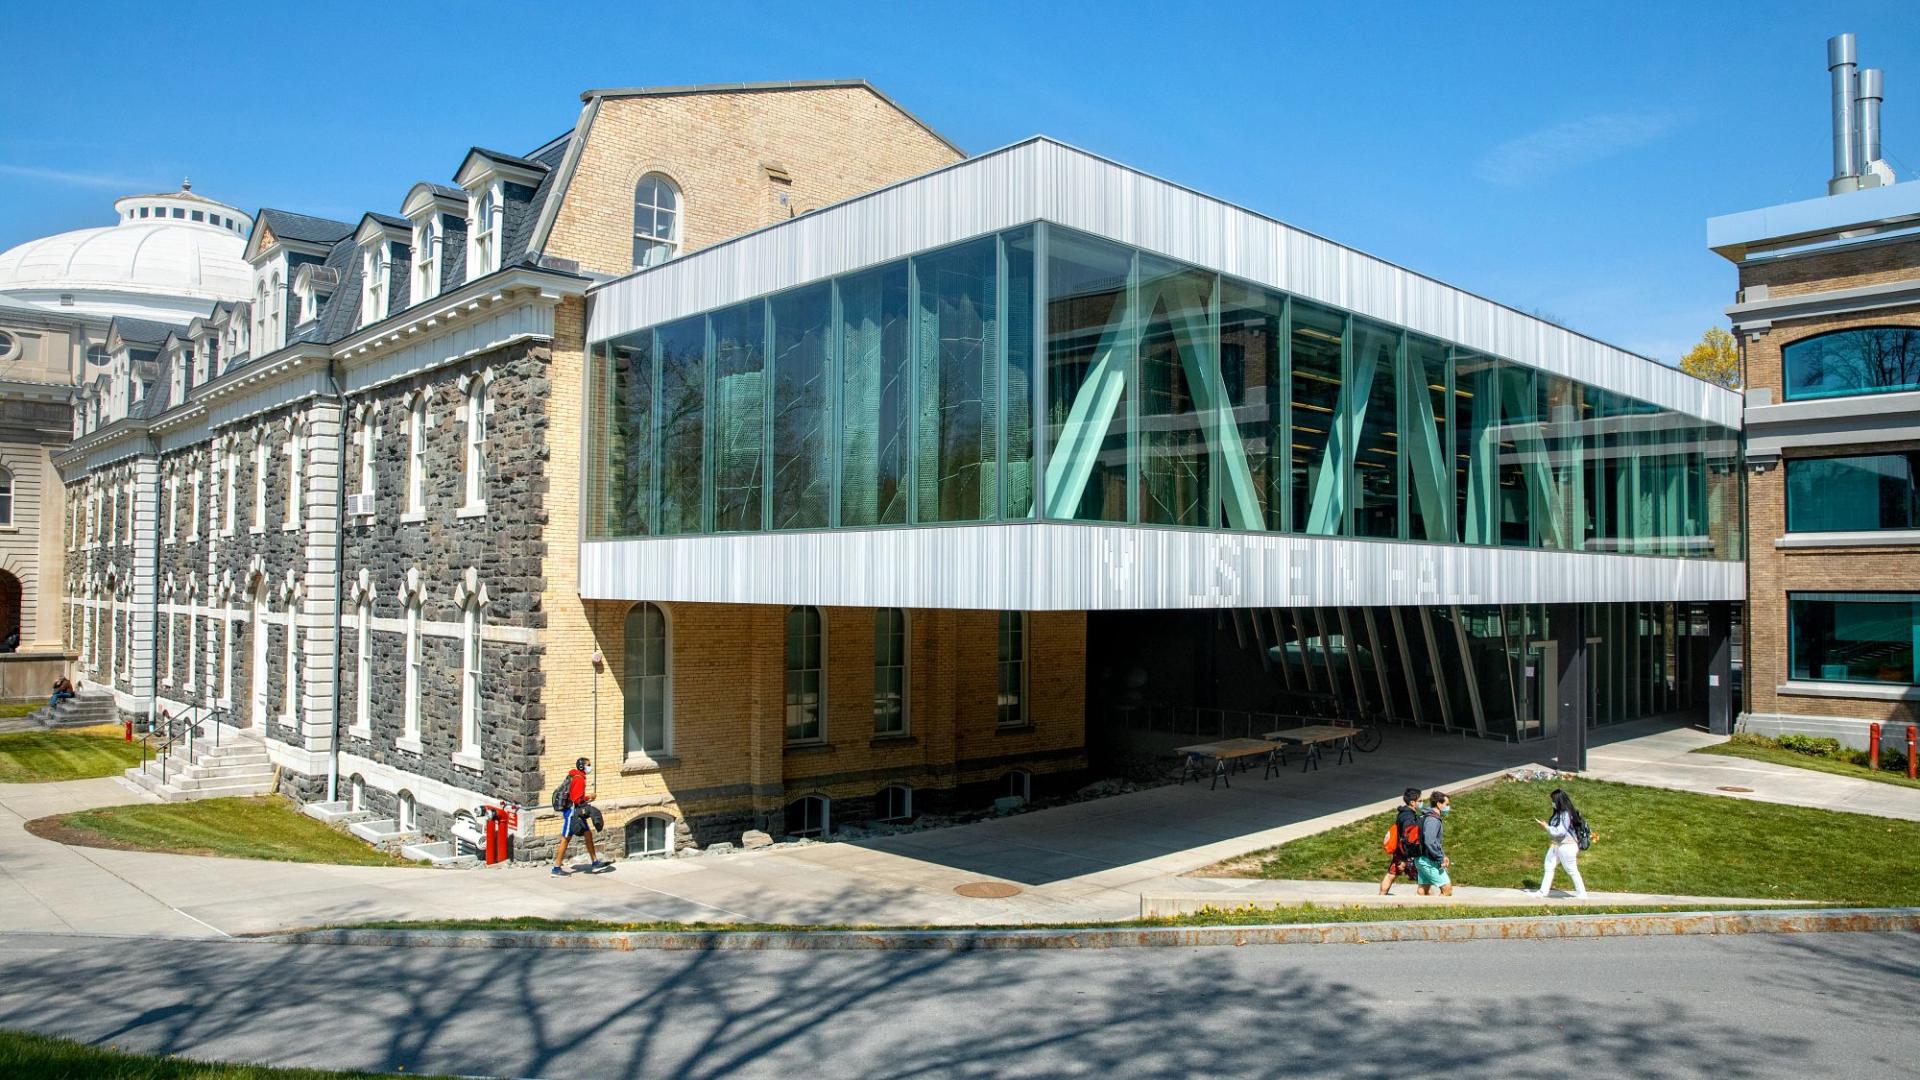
left=589, top=139, right=1740, bottom=428
left=580, top=524, right=1744, bottom=611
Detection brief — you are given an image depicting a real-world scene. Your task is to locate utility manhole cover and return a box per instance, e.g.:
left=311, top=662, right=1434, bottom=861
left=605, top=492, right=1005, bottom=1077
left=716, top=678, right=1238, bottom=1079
left=954, top=881, right=1021, bottom=899
left=1716, top=786, right=1755, bottom=793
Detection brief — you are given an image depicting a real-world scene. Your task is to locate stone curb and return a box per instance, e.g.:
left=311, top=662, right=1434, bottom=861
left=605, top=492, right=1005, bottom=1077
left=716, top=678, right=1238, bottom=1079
left=263, top=907, right=1920, bottom=952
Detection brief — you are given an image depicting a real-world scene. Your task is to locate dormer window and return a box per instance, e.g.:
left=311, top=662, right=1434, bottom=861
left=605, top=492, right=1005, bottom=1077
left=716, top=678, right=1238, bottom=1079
left=361, top=243, right=391, bottom=327
left=412, top=216, right=440, bottom=302
left=633, top=173, right=681, bottom=268
left=468, top=186, right=500, bottom=277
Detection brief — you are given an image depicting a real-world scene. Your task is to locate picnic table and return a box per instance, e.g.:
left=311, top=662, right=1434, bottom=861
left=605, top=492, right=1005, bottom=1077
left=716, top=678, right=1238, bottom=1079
left=1262, top=724, right=1358, bottom=771
left=1174, top=738, right=1283, bottom=789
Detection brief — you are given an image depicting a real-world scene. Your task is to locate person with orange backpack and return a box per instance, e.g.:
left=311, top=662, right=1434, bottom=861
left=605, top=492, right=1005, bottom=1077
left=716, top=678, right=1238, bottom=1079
left=1378, top=787, right=1425, bottom=895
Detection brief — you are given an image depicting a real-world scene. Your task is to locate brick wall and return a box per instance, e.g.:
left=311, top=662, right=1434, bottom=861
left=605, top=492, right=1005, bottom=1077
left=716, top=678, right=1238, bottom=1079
left=1743, top=300, right=1920, bottom=400
left=545, top=85, right=962, bottom=278
left=1740, top=237, right=1920, bottom=301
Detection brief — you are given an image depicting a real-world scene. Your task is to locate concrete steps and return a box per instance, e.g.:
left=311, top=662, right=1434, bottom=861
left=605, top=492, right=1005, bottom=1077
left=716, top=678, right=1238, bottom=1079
left=399, top=840, right=479, bottom=868
left=348, top=817, right=420, bottom=849
left=123, top=733, right=275, bottom=802
left=302, top=800, right=374, bottom=826
left=29, top=691, right=117, bottom=730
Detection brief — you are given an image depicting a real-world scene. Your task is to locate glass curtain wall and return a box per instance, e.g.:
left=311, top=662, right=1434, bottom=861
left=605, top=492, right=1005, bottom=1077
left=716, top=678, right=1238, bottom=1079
left=586, top=223, right=1742, bottom=561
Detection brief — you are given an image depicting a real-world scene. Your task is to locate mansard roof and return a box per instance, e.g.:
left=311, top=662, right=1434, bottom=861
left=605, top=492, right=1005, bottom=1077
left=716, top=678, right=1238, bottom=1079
left=108, top=316, right=182, bottom=350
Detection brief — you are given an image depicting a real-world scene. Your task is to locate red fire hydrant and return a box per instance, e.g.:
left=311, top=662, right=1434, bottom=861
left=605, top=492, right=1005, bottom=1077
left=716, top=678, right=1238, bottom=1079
left=1869, top=723, right=1881, bottom=770
left=123, top=718, right=133, bottom=743
left=483, top=804, right=517, bottom=865
left=1908, top=725, right=1918, bottom=781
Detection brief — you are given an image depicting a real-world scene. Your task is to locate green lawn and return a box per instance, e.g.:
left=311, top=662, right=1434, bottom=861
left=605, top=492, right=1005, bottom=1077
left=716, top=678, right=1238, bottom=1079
left=308, top=903, right=1759, bottom=936
left=0, top=728, right=144, bottom=783
left=1207, top=777, right=1920, bottom=907
left=0, top=701, right=42, bottom=718
left=0, top=1029, right=444, bottom=1079
left=29, top=796, right=415, bottom=866
left=1695, top=740, right=1920, bottom=791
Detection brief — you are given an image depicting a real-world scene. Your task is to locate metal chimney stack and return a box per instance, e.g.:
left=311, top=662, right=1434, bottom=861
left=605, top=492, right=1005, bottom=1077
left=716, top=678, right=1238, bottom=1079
left=1857, top=67, right=1893, bottom=188
left=1829, top=33, right=1861, bottom=194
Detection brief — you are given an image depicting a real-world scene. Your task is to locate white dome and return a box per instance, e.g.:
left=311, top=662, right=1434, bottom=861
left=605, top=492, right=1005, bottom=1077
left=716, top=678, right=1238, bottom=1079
left=0, top=186, right=253, bottom=321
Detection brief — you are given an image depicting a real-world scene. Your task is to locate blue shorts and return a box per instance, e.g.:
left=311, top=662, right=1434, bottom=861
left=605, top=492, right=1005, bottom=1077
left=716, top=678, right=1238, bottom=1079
left=564, top=807, right=590, bottom=837
left=1413, top=856, right=1450, bottom=887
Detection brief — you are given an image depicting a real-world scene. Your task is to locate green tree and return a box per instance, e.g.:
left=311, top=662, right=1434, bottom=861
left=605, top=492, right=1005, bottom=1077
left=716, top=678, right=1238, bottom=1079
left=1680, top=327, right=1741, bottom=389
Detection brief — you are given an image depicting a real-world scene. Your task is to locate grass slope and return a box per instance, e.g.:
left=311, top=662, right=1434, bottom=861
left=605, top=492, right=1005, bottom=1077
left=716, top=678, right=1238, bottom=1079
left=0, top=1030, right=448, bottom=1079
left=0, top=701, right=42, bottom=718
left=1211, top=777, right=1920, bottom=907
left=0, top=728, right=144, bottom=783
left=1695, top=740, right=1920, bottom=791
left=28, top=796, right=414, bottom=866
left=310, top=903, right=1756, bottom=935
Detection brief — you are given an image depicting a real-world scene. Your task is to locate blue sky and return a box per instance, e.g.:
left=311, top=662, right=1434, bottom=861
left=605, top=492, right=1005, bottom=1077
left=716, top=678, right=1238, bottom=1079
left=2, top=1, right=1915, bottom=364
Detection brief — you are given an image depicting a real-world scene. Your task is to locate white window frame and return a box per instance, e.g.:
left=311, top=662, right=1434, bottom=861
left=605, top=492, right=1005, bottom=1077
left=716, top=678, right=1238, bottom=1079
left=785, top=795, right=830, bottom=839
left=352, top=592, right=372, bottom=739
left=282, top=593, right=299, bottom=726
left=456, top=582, right=483, bottom=766
left=0, top=466, right=15, bottom=529
left=400, top=579, right=423, bottom=753
left=785, top=605, right=826, bottom=745
left=625, top=815, right=673, bottom=858
left=161, top=588, right=176, bottom=686
left=460, top=373, right=490, bottom=515
left=187, top=468, right=201, bottom=541
left=412, top=215, right=440, bottom=302
left=467, top=184, right=500, bottom=277
left=361, top=243, right=390, bottom=327
left=268, top=271, right=282, bottom=350
left=623, top=602, right=671, bottom=762
left=222, top=443, right=238, bottom=535
left=404, top=393, right=426, bottom=520
left=183, top=592, right=198, bottom=693
left=283, top=421, right=304, bottom=530
left=357, top=408, right=378, bottom=505
left=251, top=431, right=267, bottom=532
left=632, top=172, right=682, bottom=269
left=164, top=472, right=177, bottom=543
left=877, top=784, right=914, bottom=823
left=219, top=610, right=234, bottom=707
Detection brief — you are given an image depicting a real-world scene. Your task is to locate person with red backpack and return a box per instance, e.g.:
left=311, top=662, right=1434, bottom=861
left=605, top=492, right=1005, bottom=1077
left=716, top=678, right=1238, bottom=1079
left=1378, top=787, right=1425, bottom=895
left=551, top=757, right=609, bottom=877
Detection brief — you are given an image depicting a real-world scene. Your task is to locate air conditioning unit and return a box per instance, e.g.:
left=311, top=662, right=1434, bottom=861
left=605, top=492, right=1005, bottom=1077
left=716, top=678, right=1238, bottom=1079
left=346, top=492, right=375, bottom=518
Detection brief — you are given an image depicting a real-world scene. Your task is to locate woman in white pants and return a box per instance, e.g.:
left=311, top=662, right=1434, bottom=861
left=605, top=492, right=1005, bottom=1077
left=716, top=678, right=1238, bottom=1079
left=1528, top=788, right=1587, bottom=899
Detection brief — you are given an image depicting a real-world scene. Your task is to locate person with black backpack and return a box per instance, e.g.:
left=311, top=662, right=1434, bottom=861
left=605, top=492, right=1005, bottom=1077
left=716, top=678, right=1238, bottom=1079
left=1378, top=787, right=1425, bottom=895
left=551, top=757, right=609, bottom=877
left=1527, top=787, right=1590, bottom=899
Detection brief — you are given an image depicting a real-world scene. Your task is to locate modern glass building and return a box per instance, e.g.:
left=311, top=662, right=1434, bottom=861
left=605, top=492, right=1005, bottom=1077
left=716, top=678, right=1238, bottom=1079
left=583, top=138, right=1745, bottom=749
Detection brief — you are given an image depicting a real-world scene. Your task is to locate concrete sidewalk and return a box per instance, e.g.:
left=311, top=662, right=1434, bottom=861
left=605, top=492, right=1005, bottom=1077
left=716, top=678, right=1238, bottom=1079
left=1586, top=725, right=1920, bottom=822
left=1, top=719, right=1910, bottom=937
left=1135, top=877, right=1814, bottom=917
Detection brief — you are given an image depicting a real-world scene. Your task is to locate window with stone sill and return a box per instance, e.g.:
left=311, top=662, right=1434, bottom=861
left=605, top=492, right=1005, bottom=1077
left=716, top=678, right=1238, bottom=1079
left=785, top=606, right=824, bottom=743
left=402, top=591, right=423, bottom=743
left=405, top=395, right=426, bottom=517
left=459, top=592, right=483, bottom=760
left=412, top=216, right=440, bottom=303
left=785, top=795, right=830, bottom=840
left=468, top=186, right=500, bottom=277
left=626, top=815, right=672, bottom=857
left=362, top=244, right=390, bottom=327
left=464, top=376, right=489, bottom=512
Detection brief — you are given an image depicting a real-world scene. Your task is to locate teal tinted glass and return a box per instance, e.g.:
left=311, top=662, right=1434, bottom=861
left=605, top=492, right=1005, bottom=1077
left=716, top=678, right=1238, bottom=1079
left=838, top=261, right=910, bottom=527
left=1137, top=254, right=1216, bottom=527
left=913, top=236, right=998, bottom=523
left=1783, top=327, right=1920, bottom=401
left=710, top=301, right=765, bottom=533
left=1404, top=335, right=1450, bottom=542
left=655, top=317, right=706, bottom=535
left=1790, top=592, right=1919, bottom=685
left=1002, top=227, right=1037, bottom=520
left=1043, top=231, right=1132, bottom=522
left=1291, top=301, right=1345, bottom=535
left=1351, top=319, right=1400, bottom=538
left=770, top=282, right=833, bottom=530
left=1218, top=282, right=1284, bottom=530
left=1786, top=452, right=1920, bottom=532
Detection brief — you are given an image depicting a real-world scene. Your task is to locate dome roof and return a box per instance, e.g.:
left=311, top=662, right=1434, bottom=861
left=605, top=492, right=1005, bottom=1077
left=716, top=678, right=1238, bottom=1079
left=0, top=184, right=253, bottom=321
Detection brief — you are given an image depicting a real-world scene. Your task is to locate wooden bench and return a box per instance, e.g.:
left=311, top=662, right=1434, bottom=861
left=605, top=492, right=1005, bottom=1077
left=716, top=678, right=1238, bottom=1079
left=1263, top=725, right=1358, bottom=771
left=1175, top=738, right=1283, bottom=789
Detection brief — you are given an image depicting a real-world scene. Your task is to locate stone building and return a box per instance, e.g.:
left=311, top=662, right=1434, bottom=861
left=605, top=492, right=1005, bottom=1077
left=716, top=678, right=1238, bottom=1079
left=0, top=184, right=252, bottom=699
left=58, top=81, right=993, bottom=853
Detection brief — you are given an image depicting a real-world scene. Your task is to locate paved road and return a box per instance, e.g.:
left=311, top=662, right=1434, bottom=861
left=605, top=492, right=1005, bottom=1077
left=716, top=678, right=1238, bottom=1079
left=1, top=932, right=1914, bottom=1078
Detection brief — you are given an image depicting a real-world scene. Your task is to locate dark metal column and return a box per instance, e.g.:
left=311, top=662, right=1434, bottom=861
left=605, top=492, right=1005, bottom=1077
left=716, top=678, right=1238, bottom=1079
left=1551, top=604, right=1588, bottom=772
left=1706, top=602, right=1734, bottom=735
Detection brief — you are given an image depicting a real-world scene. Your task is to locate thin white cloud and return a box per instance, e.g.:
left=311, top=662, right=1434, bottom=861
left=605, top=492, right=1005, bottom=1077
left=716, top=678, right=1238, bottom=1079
left=0, top=163, right=156, bottom=190
left=1476, top=111, right=1688, bottom=187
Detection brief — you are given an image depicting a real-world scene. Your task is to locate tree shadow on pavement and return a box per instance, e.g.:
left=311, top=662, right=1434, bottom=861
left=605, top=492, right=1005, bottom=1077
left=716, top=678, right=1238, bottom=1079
left=0, top=931, right=1822, bottom=1080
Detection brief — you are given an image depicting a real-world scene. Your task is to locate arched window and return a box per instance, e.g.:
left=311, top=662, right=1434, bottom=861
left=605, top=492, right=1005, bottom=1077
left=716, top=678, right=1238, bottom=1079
left=354, top=590, right=372, bottom=735
left=282, top=590, right=299, bottom=724
left=785, top=606, right=824, bottom=743
left=1783, top=326, right=1920, bottom=401
left=876, top=784, right=913, bottom=823
left=632, top=173, right=681, bottom=269
left=0, top=465, right=13, bottom=527
left=785, top=795, right=830, bottom=839
left=401, top=578, right=424, bottom=749
left=464, top=375, right=488, bottom=510
left=623, top=602, right=670, bottom=757
left=625, top=814, right=672, bottom=857
left=397, top=791, right=418, bottom=834
left=349, top=774, right=366, bottom=812
left=873, top=608, right=907, bottom=735
left=405, top=393, right=426, bottom=515
left=459, top=586, right=483, bottom=759
left=469, top=187, right=500, bottom=276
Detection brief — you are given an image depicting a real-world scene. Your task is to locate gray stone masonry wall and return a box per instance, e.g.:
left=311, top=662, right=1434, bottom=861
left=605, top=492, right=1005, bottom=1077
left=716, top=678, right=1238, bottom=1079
left=342, top=339, right=550, bottom=811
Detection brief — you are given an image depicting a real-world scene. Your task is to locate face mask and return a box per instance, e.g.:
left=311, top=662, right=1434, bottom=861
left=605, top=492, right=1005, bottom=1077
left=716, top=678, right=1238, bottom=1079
left=584, top=765, right=593, bottom=775
left=1438, top=805, right=1450, bottom=815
